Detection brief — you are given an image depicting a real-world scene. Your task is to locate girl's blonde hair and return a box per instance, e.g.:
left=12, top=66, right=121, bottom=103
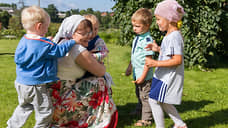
left=84, top=14, right=100, bottom=27
left=21, top=6, right=50, bottom=30
left=131, top=8, right=153, bottom=25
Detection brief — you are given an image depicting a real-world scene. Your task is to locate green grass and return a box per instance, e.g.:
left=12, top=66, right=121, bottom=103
left=0, top=39, right=228, bottom=128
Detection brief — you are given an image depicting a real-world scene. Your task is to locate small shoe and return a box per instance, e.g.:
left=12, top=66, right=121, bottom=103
left=173, top=124, right=187, bottom=128
left=134, top=120, right=152, bottom=127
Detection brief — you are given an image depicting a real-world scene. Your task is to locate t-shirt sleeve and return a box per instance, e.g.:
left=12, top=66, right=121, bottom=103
left=164, top=33, right=183, bottom=56
left=141, top=37, right=154, bottom=56
left=68, top=44, right=87, bottom=60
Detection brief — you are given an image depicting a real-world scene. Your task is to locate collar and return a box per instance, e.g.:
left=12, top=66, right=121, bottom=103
left=25, top=34, right=42, bottom=39
left=137, top=31, right=150, bottom=38
left=87, top=35, right=100, bottom=51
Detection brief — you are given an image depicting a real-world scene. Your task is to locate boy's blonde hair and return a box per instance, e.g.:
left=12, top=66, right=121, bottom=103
left=84, top=14, right=100, bottom=27
left=21, top=6, right=50, bottom=31
left=131, top=8, right=153, bottom=26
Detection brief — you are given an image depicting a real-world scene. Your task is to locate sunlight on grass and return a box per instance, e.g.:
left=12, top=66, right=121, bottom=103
left=0, top=40, right=228, bottom=128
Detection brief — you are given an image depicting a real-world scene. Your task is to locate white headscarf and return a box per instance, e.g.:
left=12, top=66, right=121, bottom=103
left=53, top=15, right=85, bottom=43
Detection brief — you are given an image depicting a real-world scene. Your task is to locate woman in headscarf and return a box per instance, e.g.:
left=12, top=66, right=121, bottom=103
left=49, top=15, right=118, bottom=128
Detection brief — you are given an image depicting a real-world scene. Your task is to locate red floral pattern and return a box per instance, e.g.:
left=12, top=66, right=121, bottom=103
left=48, top=77, right=118, bottom=128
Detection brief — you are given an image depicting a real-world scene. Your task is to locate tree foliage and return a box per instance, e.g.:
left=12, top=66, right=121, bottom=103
left=112, top=0, right=228, bottom=68
left=44, top=4, right=60, bottom=22
left=0, top=11, right=11, bottom=28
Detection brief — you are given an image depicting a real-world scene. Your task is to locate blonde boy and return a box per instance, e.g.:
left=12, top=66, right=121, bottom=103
left=7, top=6, right=77, bottom=128
left=125, top=8, right=154, bottom=126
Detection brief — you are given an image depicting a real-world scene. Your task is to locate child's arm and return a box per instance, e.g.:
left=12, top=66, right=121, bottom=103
left=91, top=50, right=108, bottom=62
left=133, top=55, right=152, bottom=84
left=125, top=62, right=132, bottom=76
left=91, top=39, right=109, bottom=62
left=47, top=39, right=76, bottom=58
left=145, top=55, right=182, bottom=68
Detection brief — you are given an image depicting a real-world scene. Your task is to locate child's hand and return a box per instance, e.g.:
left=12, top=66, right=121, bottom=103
left=145, top=57, right=159, bottom=67
left=145, top=40, right=160, bottom=52
left=133, top=77, right=144, bottom=84
left=125, top=68, right=132, bottom=76
left=125, top=63, right=132, bottom=76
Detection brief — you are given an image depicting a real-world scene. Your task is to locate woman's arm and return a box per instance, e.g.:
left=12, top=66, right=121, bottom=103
left=75, top=50, right=106, bottom=77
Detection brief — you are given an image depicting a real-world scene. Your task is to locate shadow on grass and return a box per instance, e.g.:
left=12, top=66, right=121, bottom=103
left=185, top=108, right=228, bottom=128
left=116, top=103, right=141, bottom=128
left=116, top=100, right=215, bottom=128
left=176, top=100, right=214, bottom=113
left=0, top=53, right=14, bottom=56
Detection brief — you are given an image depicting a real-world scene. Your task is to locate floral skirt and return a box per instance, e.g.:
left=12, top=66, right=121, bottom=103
left=48, top=77, right=118, bottom=128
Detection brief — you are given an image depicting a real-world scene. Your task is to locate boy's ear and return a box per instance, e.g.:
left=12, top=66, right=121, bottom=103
left=35, top=22, right=42, bottom=31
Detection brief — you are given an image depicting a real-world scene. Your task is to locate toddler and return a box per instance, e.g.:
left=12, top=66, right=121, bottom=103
left=7, top=6, right=78, bottom=128
left=125, top=8, right=154, bottom=127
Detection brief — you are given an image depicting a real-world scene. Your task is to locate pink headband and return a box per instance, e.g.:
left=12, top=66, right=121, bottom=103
left=154, top=0, right=185, bottom=23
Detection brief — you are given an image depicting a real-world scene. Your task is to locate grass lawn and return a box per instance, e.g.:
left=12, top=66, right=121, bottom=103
left=0, top=39, right=228, bottom=128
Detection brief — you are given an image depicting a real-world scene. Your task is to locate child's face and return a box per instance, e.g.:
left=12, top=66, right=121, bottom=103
left=72, top=27, right=92, bottom=47
left=131, top=20, right=149, bottom=35
left=155, top=15, right=169, bottom=32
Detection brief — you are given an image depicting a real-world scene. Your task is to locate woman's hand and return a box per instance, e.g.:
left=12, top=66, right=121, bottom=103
left=145, top=40, right=160, bottom=52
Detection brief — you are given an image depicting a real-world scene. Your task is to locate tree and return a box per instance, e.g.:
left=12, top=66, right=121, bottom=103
left=0, top=11, right=11, bottom=28
left=8, top=16, right=22, bottom=30
left=45, top=4, right=59, bottom=22
left=100, top=13, right=112, bottom=29
left=65, top=9, right=80, bottom=17
left=86, top=8, right=94, bottom=14
left=11, top=3, right=17, bottom=10
left=112, top=0, right=228, bottom=68
left=79, top=9, right=87, bottom=15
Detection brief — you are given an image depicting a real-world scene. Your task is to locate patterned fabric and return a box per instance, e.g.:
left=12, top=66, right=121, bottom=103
left=48, top=76, right=118, bottom=128
left=88, top=36, right=109, bottom=63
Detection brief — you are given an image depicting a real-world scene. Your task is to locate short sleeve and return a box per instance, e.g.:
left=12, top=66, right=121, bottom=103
left=141, top=36, right=154, bottom=56
left=163, top=32, right=183, bottom=56
left=68, top=45, right=87, bottom=60
left=59, top=39, right=87, bottom=60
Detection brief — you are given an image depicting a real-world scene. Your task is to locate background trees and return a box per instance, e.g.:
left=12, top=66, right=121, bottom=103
left=0, top=11, right=11, bottom=28
left=44, top=4, right=60, bottom=22
left=112, top=0, right=228, bottom=68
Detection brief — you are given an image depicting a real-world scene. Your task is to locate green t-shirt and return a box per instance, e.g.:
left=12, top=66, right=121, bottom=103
left=131, top=32, right=154, bottom=81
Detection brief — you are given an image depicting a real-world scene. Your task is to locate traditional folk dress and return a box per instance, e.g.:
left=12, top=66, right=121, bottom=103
left=49, top=41, right=118, bottom=128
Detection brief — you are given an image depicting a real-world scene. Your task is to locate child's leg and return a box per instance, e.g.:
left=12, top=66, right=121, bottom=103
left=7, top=82, right=34, bottom=128
left=162, top=103, right=186, bottom=127
left=140, top=80, right=152, bottom=121
left=130, top=84, right=141, bottom=115
left=135, top=84, right=142, bottom=112
left=148, top=98, right=165, bottom=128
left=33, top=84, right=53, bottom=128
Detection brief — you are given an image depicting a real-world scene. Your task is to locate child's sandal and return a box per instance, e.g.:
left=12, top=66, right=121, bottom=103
left=134, top=120, right=152, bottom=127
